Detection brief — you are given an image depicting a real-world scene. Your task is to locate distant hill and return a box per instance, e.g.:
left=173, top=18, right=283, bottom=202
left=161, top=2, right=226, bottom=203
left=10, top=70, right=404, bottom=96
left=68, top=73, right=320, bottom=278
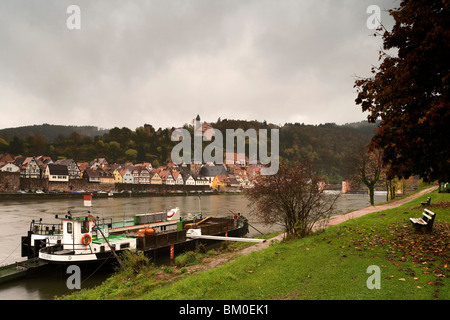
left=341, top=120, right=381, bottom=136
left=210, top=118, right=379, bottom=184
left=0, top=124, right=109, bottom=142
left=0, top=120, right=380, bottom=184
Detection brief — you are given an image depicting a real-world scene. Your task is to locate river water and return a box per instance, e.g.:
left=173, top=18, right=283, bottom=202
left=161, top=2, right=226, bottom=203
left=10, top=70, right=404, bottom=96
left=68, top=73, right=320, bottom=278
left=0, top=192, right=385, bottom=300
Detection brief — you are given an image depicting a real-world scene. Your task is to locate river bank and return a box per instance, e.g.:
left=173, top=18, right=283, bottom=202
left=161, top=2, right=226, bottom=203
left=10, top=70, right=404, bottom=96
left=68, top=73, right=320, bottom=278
left=61, top=185, right=449, bottom=300
left=0, top=190, right=241, bottom=201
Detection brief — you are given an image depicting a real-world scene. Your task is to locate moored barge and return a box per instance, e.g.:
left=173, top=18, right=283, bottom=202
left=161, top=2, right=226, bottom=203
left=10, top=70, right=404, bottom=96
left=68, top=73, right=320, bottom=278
left=21, top=207, right=251, bottom=265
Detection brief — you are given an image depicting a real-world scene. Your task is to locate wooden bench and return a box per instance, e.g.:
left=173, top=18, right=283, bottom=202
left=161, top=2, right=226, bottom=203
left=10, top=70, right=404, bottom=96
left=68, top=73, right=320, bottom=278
left=410, top=209, right=436, bottom=233
left=421, top=197, right=431, bottom=206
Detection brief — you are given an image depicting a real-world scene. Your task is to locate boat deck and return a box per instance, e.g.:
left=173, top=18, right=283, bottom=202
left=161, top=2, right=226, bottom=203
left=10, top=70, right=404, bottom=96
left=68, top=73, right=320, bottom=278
left=0, top=258, right=49, bottom=283
left=92, top=234, right=135, bottom=245
left=136, top=217, right=241, bottom=251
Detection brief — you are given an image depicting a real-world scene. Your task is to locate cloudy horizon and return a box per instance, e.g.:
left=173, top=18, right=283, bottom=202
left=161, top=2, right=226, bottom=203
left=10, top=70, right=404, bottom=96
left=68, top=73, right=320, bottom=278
left=0, top=0, right=397, bottom=131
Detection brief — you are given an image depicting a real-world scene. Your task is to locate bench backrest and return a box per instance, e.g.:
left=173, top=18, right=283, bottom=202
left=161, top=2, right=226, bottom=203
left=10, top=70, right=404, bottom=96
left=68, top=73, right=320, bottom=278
left=423, top=209, right=436, bottom=222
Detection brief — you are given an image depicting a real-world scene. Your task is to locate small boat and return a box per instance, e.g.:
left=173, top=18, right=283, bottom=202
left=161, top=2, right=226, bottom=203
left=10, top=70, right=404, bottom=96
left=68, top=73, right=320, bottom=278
left=22, top=207, right=252, bottom=265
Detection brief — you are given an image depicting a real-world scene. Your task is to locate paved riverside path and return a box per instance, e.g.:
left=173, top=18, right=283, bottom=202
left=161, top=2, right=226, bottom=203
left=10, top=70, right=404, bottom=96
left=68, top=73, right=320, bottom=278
left=191, top=185, right=439, bottom=273
left=326, top=185, right=439, bottom=227
left=238, top=185, right=439, bottom=256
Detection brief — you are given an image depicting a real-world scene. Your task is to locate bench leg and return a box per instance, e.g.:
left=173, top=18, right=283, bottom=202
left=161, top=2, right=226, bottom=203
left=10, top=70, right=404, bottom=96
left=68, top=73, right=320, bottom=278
left=411, top=222, right=431, bottom=234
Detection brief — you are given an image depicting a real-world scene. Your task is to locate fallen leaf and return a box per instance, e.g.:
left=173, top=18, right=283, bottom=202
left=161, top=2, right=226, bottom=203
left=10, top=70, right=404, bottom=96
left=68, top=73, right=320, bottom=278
left=399, top=278, right=406, bottom=281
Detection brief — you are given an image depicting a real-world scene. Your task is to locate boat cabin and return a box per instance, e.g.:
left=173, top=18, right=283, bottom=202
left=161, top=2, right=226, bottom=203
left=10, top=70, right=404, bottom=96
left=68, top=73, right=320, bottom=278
left=59, top=214, right=96, bottom=253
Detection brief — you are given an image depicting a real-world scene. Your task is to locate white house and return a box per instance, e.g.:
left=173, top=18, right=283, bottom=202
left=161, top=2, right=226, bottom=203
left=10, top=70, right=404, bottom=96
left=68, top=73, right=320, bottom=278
left=55, top=159, right=81, bottom=179
left=159, top=170, right=176, bottom=185
left=132, top=167, right=150, bottom=184
left=24, top=158, right=42, bottom=178
left=45, top=164, right=69, bottom=182
left=0, top=163, right=20, bottom=173
left=182, top=172, right=197, bottom=186
left=172, top=171, right=184, bottom=185
left=120, top=169, right=134, bottom=184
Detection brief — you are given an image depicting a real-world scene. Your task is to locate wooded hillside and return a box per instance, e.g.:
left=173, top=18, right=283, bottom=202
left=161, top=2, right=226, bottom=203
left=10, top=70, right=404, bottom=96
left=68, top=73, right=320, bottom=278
left=0, top=120, right=378, bottom=184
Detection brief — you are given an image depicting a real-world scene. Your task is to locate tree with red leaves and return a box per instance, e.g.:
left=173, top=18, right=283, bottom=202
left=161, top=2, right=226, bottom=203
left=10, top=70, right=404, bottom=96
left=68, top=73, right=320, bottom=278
left=355, top=0, right=450, bottom=184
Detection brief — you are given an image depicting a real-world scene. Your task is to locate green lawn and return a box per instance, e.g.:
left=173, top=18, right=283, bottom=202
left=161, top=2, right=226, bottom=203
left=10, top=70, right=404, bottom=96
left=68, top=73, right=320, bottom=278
left=63, top=190, right=449, bottom=300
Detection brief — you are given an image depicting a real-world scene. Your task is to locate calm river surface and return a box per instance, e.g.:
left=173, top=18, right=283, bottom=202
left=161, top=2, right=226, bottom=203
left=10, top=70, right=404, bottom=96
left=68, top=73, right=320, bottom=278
left=0, top=192, right=385, bottom=300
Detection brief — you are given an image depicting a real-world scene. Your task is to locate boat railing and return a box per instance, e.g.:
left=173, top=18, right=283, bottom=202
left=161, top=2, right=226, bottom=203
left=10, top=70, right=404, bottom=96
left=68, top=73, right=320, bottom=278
left=93, top=217, right=114, bottom=230
left=137, top=230, right=187, bottom=250
left=196, top=219, right=235, bottom=235
left=31, top=221, right=63, bottom=235
left=40, top=239, right=95, bottom=255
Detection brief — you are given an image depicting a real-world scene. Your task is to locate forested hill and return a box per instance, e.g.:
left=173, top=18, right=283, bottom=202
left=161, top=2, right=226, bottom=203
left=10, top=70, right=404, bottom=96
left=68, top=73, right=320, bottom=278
left=214, top=119, right=378, bottom=183
left=0, top=120, right=379, bottom=183
left=279, top=122, right=377, bottom=183
left=0, top=124, right=109, bottom=142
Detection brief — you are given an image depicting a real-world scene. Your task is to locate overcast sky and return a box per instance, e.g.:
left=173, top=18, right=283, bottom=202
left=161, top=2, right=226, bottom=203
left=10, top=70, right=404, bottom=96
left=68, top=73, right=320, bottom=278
left=0, top=0, right=398, bottom=131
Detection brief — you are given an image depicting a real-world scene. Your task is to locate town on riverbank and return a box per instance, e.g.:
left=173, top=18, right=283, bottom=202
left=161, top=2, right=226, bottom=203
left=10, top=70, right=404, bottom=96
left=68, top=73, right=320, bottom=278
left=0, top=150, right=426, bottom=198
left=0, top=152, right=260, bottom=195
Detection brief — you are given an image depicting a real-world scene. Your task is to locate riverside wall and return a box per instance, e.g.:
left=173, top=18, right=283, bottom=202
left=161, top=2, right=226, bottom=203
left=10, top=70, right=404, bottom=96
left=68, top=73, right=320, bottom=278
left=0, top=172, right=20, bottom=193
left=0, top=172, right=209, bottom=194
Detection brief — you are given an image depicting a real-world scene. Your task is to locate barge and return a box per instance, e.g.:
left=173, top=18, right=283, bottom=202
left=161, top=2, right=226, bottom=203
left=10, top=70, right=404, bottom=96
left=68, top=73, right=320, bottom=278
left=20, top=207, right=252, bottom=266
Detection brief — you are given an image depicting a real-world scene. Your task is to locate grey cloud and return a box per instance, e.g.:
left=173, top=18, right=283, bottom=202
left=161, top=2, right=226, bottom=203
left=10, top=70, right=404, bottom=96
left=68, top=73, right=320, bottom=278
left=0, top=0, right=398, bottom=130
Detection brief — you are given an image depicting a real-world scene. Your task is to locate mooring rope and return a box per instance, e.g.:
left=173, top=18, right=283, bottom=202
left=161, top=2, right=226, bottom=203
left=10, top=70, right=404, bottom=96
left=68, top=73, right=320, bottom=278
left=80, top=252, right=114, bottom=286
left=0, top=238, right=25, bottom=265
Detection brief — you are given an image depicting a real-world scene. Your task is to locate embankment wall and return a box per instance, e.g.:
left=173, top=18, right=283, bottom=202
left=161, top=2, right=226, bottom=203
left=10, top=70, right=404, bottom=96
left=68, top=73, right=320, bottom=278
left=17, top=175, right=209, bottom=193
left=0, top=172, right=20, bottom=193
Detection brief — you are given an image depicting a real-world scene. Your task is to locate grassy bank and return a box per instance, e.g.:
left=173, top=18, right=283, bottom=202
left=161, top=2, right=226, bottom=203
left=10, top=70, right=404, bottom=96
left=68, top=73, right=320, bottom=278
left=62, top=190, right=449, bottom=300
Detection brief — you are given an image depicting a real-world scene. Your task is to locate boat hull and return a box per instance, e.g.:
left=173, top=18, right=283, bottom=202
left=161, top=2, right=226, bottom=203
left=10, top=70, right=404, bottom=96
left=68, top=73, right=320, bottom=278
left=38, top=219, right=248, bottom=265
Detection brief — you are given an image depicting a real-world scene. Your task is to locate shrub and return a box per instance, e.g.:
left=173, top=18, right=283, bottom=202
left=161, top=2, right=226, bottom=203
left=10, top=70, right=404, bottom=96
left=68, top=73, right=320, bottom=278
left=175, top=251, right=199, bottom=267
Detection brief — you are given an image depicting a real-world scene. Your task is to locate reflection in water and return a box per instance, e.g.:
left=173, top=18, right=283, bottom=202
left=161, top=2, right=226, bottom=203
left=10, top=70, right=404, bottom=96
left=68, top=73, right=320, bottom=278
left=0, top=192, right=385, bottom=299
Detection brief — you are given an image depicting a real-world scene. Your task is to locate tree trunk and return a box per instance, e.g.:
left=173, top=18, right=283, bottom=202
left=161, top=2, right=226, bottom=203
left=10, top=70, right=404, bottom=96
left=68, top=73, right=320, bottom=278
left=368, top=186, right=375, bottom=206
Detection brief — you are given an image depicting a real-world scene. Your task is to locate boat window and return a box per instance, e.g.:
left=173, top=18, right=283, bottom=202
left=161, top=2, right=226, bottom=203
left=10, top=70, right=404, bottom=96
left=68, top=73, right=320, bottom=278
left=67, top=222, right=72, bottom=234
left=120, top=243, right=130, bottom=249
left=81, top=221, right=89, bottom=234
